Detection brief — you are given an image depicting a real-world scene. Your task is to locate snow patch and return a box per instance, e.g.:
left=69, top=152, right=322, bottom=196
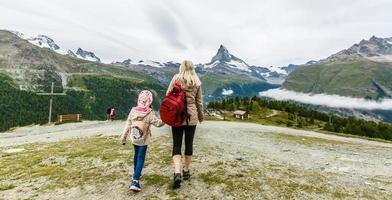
left=227, top=60, right=251, bottom=72
left=77, top=54, right=99, bottom=62
left=265, top=66, right=288, bottom=75
left=135, top=60, right=164, bottom=68
left=259, top=88, right=392, bottom=110
left=222, top=88, right=234, bottom=96
left=367, top=55, right=392, bottom=62
left=204, top=60, right=219, bottom=68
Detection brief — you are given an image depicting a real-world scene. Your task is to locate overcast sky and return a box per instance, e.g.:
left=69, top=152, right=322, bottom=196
left=1, top=0, right=392, bottom=65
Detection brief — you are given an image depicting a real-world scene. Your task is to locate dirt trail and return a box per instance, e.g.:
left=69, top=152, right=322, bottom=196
left=1, top=121, right=392, bottom=199
left=2, top=120, right=390, bottom=148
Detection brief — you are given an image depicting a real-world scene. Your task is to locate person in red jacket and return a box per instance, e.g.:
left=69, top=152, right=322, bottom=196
left=109, top=108, right=116, bottom=121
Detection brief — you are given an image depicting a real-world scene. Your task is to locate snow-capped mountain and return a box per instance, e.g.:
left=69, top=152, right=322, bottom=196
left=204, top=45, right=251, bottom=72
left=114, top=45, right=294, bottom=84
left=26, top=35, right=61, bottom=51
left=66, top=48, right=101, bottom=62
left=115, top=58, right=179, bottom=69
left=10, top=30, right=65, bottom=54
left=66, top=50, right=77, bottom=57
left=326, top=35, right=392, bottom=62
left=200, top=45, right=290, bottom=83
left=136, top=59, right=164, bottom=68
left=9, top=30, right=101, bottom=62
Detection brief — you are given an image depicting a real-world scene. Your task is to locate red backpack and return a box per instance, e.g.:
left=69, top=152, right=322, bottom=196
left=160, top=83, right=189, bottom=127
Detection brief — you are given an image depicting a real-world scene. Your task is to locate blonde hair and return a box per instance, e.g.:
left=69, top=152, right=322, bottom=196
left=175, top=60, right=201, bottom=87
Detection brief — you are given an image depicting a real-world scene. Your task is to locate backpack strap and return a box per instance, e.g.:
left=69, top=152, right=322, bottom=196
left=175, top=82, right=190, bottom=126
left=184, top=92, right=190, bottom=126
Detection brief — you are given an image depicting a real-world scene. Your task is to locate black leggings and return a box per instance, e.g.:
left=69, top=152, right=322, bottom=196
left=172, top=125, right=196, bottom=156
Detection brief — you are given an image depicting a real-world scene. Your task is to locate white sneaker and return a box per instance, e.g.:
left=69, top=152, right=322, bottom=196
left=129, top=180, right=141, bottom=192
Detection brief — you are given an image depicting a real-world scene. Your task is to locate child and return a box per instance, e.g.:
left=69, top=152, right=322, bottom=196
left=120, top=90, right=164, bottom=192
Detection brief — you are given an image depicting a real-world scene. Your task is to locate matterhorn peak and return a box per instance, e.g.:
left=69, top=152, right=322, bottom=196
left=210, top=44, right=232, bottom=63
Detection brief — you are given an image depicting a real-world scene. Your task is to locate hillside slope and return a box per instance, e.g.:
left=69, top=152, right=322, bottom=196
left=283, top=59, right=392, bottom=99
left=0, top=30, right=168, bottom=131
left=0, top=30, right=158, bottom=91
left=283, top=36, right=392, bottom=99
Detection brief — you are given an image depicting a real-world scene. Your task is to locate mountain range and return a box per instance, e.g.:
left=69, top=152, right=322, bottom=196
left=283, top=36, right=392, bottom=99
left=117, top=45, right=295, bottom=85
left=1, top=29, right=392, bottom=125
left=4, top=29, right=392, bottom=101
left=1, top=30, right=287, bottom=101
left=10, top=30, right=295, bottom=83
left=114, top=44, right=282, bottom=99
left=10, top=31, right=101, bottom=62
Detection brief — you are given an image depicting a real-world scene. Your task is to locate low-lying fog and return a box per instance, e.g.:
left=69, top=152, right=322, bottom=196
left=259, top=88, right=392, bottom=110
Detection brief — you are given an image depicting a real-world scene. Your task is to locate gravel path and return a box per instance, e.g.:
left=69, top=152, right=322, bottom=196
left=2, top=120, right=391, bottom=148
left=2, top=120, right=391, bottom=177
left=1, top=121, right=391, bottom=199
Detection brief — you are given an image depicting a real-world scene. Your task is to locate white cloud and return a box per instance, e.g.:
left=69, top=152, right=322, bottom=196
left=259, top=89, right=392, bottom=110
left=0, top=0, right=392, bottom=65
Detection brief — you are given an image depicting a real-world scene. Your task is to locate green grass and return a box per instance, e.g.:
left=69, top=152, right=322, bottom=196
left=216, top=109, right=325, bottom=132
left=0, top=136, right=130, bottom=192
left=207, top=109, right=392, bottom=144
left=0, top=183, right=15, bottom=191
left=1, top=134, right=390, bottom=199
left=200, top=73, right=270, bottom=96
left=283, top=59, right=392, bottom=99
left=0, top=134, right=178, bottom=197
left=67, top=74, right=144, bottom=89
left=143, top=174, right=170, bottom=187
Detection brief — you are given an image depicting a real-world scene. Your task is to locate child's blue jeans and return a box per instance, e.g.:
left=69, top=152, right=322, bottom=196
left=133, top=144, right=147, bottom=180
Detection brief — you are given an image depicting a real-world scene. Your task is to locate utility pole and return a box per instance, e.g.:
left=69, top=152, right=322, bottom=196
left=294, top=111, right=298, bottom=125
left=37, top=82, right=66, bottom=124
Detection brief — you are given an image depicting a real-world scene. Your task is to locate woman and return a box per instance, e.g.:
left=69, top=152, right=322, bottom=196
left=166, top=60, right=203, bottom=189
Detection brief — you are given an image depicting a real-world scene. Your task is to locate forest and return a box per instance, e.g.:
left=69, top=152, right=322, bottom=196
left=0, top=74, right=165, bottom=132
left=207, top=96, right=392, bottom=141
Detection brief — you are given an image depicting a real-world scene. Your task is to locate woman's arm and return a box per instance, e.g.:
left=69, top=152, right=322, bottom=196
left=196, top=86, right=204, bottom=122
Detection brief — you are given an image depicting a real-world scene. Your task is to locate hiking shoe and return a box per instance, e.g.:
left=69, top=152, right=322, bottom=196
left=173, top=173, right=182, bottom=189
left=182, top=170, right=191, bottom=181
left=129, top=180, right=141, bottom=192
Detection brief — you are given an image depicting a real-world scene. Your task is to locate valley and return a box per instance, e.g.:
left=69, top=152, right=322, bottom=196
left=1, top=28, right=392, bottom=132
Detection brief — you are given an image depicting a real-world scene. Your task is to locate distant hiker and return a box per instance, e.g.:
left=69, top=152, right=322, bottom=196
left=161, top=60, right=203, bottom=189
left=120, top=90, right=165, bottom=192
left=109, top=108, right=116, bottom=121
left=106, top=107, right=112, bottom=120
